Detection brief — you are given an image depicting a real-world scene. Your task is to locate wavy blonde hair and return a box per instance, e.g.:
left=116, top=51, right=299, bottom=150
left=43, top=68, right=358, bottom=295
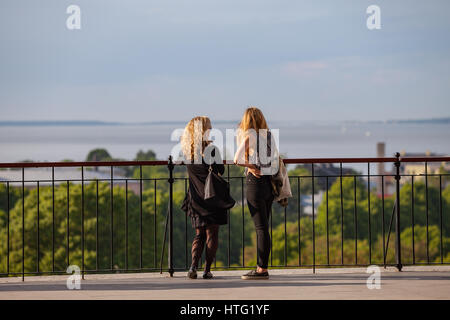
left=237, top=107, right=269, bottom=145
left=181, top=116, right=212, bottom=162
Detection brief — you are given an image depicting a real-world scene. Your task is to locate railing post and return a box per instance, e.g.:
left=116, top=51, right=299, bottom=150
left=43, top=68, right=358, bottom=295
left=168, top=156, right=175, bottom=277
left=394, top=152, right=403, bottom=271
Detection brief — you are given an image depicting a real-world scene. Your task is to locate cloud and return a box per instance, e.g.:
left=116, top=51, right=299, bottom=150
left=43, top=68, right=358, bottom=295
left=280, top=61, right=328, bottom=77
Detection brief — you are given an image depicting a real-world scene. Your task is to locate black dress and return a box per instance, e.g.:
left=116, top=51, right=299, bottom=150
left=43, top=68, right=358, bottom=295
left=182, top=156, right=228, bottom=228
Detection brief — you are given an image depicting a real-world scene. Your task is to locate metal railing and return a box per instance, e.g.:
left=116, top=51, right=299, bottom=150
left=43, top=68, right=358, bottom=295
left=0, top=154, right=448, bottom=280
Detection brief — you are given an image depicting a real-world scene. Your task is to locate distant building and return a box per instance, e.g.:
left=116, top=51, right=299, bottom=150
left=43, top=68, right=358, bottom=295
left=399, top=150, right=449, bottom=175
left=375, top=142, right=395, bottom=196
left=294, top=163, right=354, bottom=190
left=301, top=191, right=324, bottom=217
left=376, top=143, right=449, bottom=194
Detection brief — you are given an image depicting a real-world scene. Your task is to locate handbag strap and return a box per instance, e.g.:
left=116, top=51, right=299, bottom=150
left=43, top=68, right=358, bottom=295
left=256, top=130, right=273, bottom=173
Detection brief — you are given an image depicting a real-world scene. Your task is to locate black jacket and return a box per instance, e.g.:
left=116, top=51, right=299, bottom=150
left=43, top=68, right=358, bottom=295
left=182, top=156, right=228, bottom=228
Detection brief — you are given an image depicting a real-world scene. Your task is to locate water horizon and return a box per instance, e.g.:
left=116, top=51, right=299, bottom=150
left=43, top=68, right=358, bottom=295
left=0, top=121, right=449, bottom=165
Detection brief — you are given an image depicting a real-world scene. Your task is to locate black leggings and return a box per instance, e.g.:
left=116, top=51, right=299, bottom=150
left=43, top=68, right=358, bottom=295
left=191, top=224, right=219, bottom=272
left=246, top=174, right=273, bottom=269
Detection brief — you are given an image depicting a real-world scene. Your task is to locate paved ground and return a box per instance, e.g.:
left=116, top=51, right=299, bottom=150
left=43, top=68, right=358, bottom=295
left=0, top=266, right=449, bottom=300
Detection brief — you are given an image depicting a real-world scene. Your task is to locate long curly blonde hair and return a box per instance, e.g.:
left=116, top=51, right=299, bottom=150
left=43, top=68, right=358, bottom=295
left=181, top=116, right=212, bottom=163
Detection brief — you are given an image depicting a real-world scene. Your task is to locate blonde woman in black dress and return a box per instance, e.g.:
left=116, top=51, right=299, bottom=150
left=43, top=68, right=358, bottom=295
left=181, top=116, right=227, bottom=279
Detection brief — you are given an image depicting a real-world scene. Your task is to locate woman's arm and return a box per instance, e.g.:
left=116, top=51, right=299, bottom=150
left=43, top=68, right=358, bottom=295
left=234, top=136, right=261, bottom=178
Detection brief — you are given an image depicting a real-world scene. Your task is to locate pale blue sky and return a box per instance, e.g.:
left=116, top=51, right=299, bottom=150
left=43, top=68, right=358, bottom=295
left=1, top=0, right=449, bottom=122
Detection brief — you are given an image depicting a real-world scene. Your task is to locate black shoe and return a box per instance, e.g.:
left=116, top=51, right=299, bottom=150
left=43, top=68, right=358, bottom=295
left=188, top=267, right=197, bottom=279
left=203, top=271, right=213, bottom=279
left=241, top=269, right=269, bottom=280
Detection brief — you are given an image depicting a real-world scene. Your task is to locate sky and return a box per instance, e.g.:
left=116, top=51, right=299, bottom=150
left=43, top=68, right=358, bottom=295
left=1, top=0, right=450, bottom=123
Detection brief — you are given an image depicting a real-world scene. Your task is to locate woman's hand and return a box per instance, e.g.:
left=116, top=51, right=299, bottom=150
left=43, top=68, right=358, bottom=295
left=248, top=165, right=261, bottom=178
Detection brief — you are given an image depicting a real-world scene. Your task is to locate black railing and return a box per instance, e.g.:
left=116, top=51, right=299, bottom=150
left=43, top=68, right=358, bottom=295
left=0, top=155, right=449, bottom=280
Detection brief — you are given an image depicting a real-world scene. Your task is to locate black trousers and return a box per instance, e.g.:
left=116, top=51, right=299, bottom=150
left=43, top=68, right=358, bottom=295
left=246, top=174, right=274, bottom=269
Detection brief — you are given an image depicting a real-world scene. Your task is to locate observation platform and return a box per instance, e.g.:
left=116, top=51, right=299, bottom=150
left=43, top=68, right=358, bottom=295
left=0, top=266, right=449, bottom=300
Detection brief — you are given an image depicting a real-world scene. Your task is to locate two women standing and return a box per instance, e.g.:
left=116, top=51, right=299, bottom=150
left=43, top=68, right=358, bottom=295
left=181, top=107, right=278, bottom=280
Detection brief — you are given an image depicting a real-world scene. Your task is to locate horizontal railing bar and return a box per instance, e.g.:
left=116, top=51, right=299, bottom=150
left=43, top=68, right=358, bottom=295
left=403, top=173, right=450, bottom=177
left=400, top=157, right=450, bottom=163
left=0, top=178, right=170, bottom=183
left=1, top=156, right=448, bottom=169
left=2, top=173, right=449, bottom=185
left=3, top=172, right=448, bottom=184
left=6, top=262, right=446, bottom=277
left=0, top=268, right=172, bottom=276
left=283, top=157, right=397, bottom=164
left=0, top=160, right=168, bottom=168
left=284, top=156, right=450, bottom=164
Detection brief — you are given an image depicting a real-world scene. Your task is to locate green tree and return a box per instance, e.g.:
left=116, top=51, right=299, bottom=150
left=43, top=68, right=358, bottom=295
left=86, top=149, right=112, bottom=162
left=135, top=150, right=157, bottom=161
left=0, top=182, right=170, bottom=274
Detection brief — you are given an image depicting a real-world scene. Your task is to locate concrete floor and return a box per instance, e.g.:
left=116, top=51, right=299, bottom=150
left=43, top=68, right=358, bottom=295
left=1, top=266, right=449, bottom=300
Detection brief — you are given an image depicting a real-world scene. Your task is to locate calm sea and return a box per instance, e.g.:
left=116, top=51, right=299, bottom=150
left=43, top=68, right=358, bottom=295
left=0, top=122, right=449, bottom=167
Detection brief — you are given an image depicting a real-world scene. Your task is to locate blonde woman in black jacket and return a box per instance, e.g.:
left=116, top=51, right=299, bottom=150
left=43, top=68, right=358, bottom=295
left=181, top=116, right=227, bottom=279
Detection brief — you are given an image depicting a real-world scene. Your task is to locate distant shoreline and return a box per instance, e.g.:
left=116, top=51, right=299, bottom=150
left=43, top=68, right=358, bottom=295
left=0, top=117, right=449, bottom=127
left=343, top=117, right=450, bottom=125
left=0, top=120, right=240, bottom=127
